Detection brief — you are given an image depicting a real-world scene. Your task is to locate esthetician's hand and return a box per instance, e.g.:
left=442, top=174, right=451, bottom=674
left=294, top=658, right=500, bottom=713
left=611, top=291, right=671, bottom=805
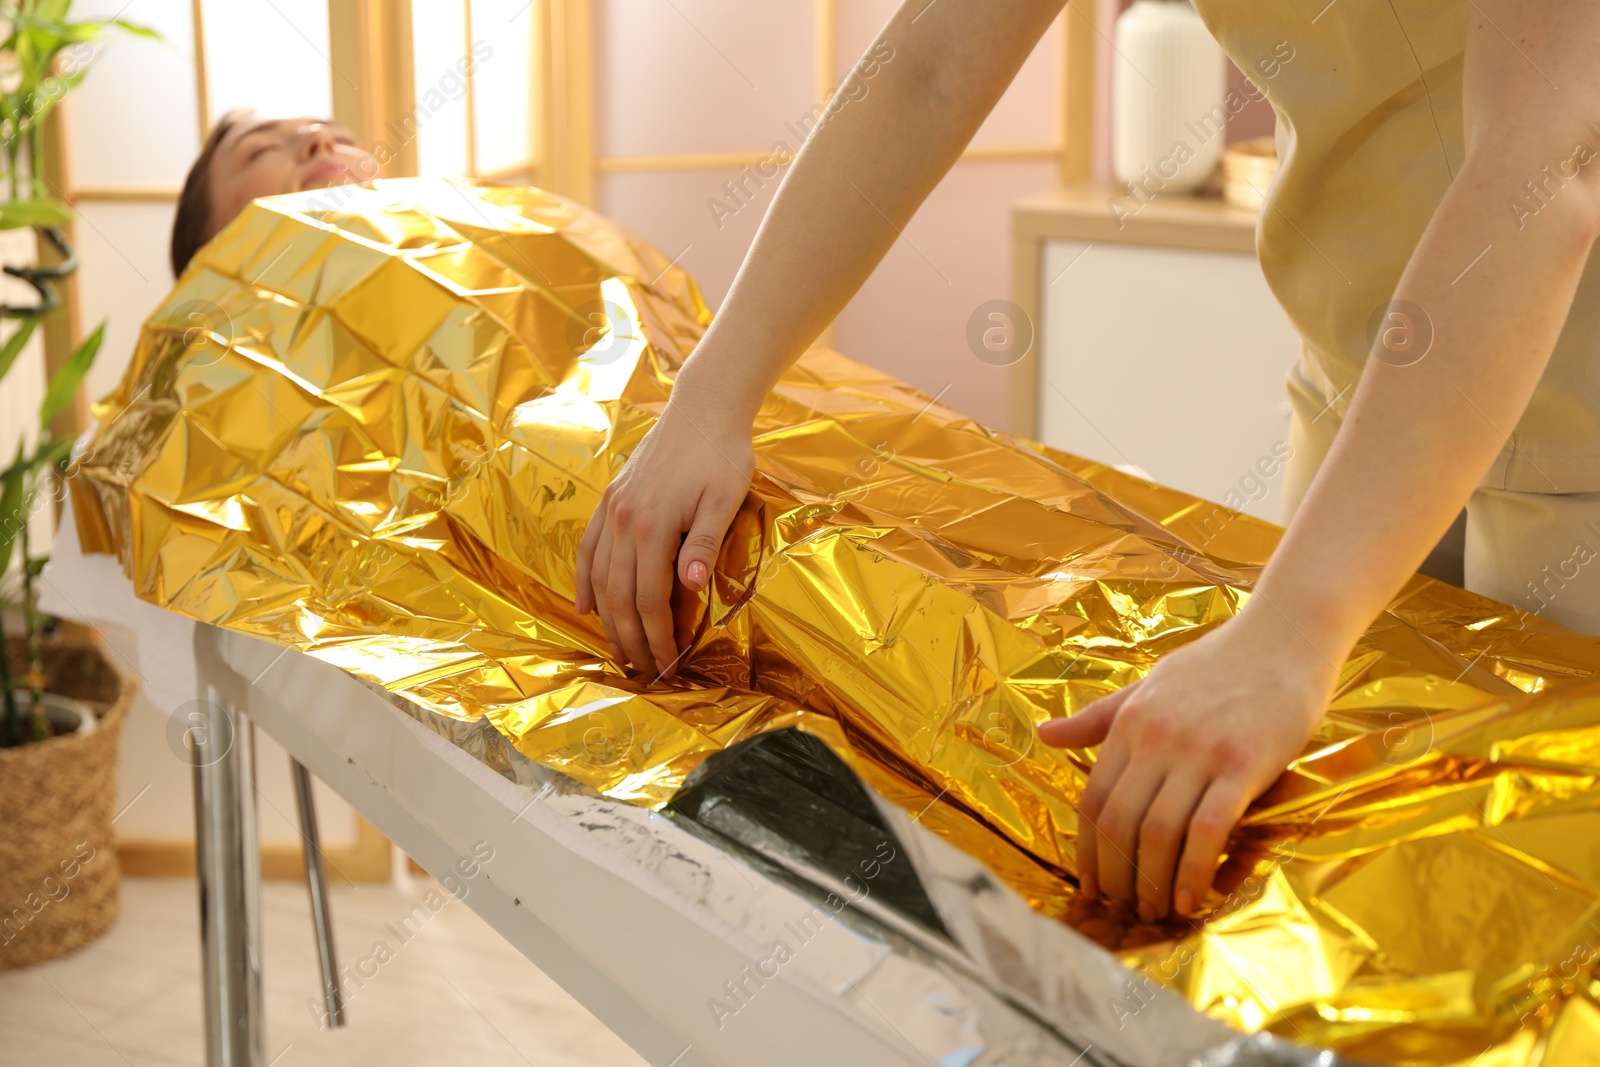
left=1037, top=602, right=1338, bottom=922
left=575, top=395, right=754, bottom=676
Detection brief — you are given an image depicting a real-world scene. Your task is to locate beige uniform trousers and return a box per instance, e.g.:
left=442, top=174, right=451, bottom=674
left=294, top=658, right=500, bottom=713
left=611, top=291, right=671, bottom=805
left=1283, top=360, right=1600, bottom=637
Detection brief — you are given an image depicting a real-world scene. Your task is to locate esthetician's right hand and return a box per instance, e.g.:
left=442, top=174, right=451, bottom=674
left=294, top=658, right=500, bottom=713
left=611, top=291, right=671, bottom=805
left=571, top=0, right=1073, bottom=675
left=575, top=395, right=754, bottom=678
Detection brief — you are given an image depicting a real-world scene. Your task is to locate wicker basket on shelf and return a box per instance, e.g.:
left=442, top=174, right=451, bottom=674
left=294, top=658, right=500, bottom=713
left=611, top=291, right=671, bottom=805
left=1222, top=135, right=1279, bottom=210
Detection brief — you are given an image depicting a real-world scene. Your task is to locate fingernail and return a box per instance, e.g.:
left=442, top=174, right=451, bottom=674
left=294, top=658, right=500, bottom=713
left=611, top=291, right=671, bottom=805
left=1138, top=903, right=1155, bottom=924
left=687, top=560, right=707, bottom=587
left=1174, top=888, right=1194, bottom=916
left=608, top=642, right=622, bottom=660
left=655, top=658, right=668, bottom=675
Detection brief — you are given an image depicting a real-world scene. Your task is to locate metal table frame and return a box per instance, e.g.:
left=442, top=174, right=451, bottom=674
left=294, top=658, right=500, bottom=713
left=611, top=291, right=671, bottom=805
left=188, top=663, right=344, bottom=1064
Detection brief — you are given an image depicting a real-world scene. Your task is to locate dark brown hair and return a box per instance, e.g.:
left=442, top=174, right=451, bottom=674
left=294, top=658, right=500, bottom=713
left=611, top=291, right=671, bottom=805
left=169, top=108, right=250, bottom=279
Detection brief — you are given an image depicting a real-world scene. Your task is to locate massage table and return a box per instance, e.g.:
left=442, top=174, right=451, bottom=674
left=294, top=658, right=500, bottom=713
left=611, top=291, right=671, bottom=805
left=44, top=498, right=1318, bottom=1067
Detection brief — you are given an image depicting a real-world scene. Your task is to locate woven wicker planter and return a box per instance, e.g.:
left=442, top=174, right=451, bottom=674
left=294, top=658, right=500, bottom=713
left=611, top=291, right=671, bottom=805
left=0, top=632, right=133, bottom=970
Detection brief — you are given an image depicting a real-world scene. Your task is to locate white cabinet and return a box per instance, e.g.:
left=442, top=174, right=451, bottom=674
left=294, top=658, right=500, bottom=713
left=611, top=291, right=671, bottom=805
left=1012, top=187, right=1303, bottom=522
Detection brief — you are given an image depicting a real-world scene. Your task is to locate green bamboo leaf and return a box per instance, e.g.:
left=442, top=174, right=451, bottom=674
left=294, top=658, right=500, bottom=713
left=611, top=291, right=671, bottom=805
left=38, top=319, right=102, bottom=427
left=0, top=198, right=72, bottom=229
left=23, top=28, right=57, bottom=62
left=0, top=440, right=27, bottom=576
left=108, top=18, right=159, bottom=39
left=16, top=70, right=88, bottom=138
left=13, top=42, right=35, bottom=92
left=54, top=23, right=104, bottom=44
left=0, top=317, right=38, bottom=385
left=0, top=448, right=29, bottom=484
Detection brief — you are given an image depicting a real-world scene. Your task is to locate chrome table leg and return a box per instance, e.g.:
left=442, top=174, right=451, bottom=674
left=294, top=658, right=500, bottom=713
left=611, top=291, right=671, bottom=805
left=292, top=758, right=345, bottom=1028
left=190, top=687, right=264, bottom=1066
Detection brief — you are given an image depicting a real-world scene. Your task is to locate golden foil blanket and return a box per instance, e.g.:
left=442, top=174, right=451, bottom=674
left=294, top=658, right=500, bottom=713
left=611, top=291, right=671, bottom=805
left=70, top=179, right=1600, bottom=1064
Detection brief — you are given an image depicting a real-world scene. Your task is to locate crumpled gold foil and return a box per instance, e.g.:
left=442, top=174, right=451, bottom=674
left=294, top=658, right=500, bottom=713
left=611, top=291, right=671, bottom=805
left=70, top=179, right=1600, bottom=1064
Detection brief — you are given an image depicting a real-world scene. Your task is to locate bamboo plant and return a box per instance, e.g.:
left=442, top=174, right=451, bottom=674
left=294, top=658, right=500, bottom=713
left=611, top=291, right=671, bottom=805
left=0, top=0, right=150, bottom=746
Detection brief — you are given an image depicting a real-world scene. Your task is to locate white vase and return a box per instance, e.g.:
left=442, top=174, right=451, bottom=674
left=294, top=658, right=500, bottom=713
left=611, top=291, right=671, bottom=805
left=1112, top=0, right=1226, bottom=196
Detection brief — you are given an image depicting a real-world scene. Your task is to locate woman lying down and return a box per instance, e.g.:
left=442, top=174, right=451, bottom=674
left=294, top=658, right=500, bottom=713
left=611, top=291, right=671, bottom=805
left=164, top=109, right=1311, bottom=922
left=118, top=89, right=1600, bottom=1049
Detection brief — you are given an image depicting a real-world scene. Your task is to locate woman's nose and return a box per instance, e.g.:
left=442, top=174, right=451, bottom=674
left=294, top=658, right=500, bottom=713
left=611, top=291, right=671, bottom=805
left=298, top=123, right=337, bottom=160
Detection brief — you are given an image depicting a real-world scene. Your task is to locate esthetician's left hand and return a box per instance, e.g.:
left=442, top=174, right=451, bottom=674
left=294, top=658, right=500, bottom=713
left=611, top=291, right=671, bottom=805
left=1037, top=601, right=1338, bottom=922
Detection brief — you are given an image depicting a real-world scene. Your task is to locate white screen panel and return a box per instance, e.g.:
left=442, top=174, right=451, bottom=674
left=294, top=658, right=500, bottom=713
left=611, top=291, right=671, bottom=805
left=203, top=0, right=332, bottom=123
left=471, top=0, right=535, bottom=175
left=72, top=200, right=178, bottom=403
left=412, top=0, right=472, bottom=177
left=0, top=231, right=54, bottom=553
left=69, top=0, right=202, bottom=189
left=1037, top=239, right=1299, bottom=519
left=596, top=0, right=815, bottom=158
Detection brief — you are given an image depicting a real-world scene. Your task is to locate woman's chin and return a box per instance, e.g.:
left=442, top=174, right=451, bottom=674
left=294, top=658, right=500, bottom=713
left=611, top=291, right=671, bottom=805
left=302, top=174, right=361, bottom=191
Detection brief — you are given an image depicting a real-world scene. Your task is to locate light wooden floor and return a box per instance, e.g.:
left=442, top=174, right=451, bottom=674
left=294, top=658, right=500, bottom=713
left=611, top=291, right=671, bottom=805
left=0, top=875, right=649, bottom=1066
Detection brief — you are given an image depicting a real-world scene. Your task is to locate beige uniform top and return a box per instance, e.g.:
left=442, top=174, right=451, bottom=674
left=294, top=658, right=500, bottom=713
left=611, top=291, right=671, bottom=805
left=1191, top=0, right=1600, bottom=493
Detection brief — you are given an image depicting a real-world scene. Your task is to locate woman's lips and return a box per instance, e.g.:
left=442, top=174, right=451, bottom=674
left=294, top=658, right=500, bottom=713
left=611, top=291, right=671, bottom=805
left=301, top=159, right=349, bottom=189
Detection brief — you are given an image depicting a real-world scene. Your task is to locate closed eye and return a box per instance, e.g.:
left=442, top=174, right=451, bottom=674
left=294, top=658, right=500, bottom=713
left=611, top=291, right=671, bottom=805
left=242, top=140, right=275, bottom=164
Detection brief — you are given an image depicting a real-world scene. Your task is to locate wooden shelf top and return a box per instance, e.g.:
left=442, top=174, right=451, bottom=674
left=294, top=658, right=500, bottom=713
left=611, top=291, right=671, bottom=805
left=1013, top=182, right=1261, bottom=255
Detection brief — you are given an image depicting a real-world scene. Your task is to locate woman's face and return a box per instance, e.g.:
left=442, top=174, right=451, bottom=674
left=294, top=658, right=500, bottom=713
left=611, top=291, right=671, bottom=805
left=207, top=114, right=374, bottom=233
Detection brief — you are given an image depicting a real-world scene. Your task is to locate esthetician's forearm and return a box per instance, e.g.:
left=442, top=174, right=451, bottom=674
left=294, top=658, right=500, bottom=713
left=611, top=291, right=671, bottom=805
left=671, top=0, right=1063, bottom=427
left=1255, top=155, right=1600, bottom=657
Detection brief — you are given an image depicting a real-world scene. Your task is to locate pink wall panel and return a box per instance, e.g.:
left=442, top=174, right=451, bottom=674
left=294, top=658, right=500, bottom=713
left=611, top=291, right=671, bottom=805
left=595, top=0, right=817, bottom=157
left=974, top=13, right=1063, bottom=149
left=595, top=3, right=1065, bottom=432
left=832, top=1, right=1062, bottom=150
left=597, top=165, right=776, bottom=308
left=1224, top=60, right=1276, bottom=144
left=830, top=0, right=897, bottom=81
left=831, top=159, right=1057, bottom=429
left=598, top=157, right=1058, bottom=432
left=1095, top=0, right=1120, bottom=179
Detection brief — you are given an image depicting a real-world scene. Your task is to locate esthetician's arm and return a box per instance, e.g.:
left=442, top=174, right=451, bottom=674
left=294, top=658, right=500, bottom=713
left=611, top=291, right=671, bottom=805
left=1040, top=1, right=1600, bottom=921
left=575, top=0, right=1065, bottom=671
